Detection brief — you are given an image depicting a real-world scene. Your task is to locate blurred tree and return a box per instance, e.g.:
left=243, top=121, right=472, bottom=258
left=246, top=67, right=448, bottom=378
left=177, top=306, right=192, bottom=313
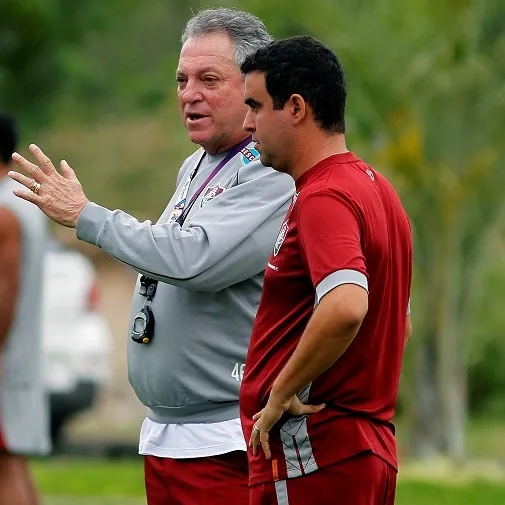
left=315, top=0, right=505, bottom=460
left=0, top=0, right=62, bottom=126
left=0, top=0, right=97, bottom=128
left=245, top=0, right=505, bottom=460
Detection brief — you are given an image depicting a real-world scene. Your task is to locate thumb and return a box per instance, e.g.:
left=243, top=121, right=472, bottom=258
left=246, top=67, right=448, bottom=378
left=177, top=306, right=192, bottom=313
left=300, top=403, right=326, bottom=415
left=60, top=160, right=78, bottom=181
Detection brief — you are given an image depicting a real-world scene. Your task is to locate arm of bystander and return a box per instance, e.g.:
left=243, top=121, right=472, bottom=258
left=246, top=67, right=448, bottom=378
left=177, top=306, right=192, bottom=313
left=0, top=207, right=21, bottom=357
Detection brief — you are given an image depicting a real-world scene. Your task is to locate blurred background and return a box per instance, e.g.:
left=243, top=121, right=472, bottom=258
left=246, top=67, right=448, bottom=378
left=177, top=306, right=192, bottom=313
left=2, top=0, right=505, bottom=503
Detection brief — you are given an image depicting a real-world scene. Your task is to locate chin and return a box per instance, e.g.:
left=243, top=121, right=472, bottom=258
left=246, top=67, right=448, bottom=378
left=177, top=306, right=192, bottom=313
left=186, top=130, right=211, bottom=147
left=259, top=152, right=280, bottom=171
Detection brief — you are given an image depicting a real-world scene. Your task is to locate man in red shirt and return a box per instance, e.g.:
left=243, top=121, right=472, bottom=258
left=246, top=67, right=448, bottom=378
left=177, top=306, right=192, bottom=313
left=240, top=36, right=413, bottom=504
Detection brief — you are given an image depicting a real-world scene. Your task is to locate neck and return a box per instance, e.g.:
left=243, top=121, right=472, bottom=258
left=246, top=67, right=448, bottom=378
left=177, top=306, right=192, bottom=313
left=290, top=133, right=347, bottom=181
left=205, top=132, right=250, bottom=155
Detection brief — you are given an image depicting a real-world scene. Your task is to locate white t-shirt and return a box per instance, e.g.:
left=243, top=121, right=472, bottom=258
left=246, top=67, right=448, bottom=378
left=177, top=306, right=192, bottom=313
left=138, top=417, right=247, bottom=459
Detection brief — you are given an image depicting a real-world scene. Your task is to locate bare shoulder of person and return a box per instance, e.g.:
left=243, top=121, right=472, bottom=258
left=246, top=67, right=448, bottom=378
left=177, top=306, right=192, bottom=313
left=0, top=207, right=21, bottom=241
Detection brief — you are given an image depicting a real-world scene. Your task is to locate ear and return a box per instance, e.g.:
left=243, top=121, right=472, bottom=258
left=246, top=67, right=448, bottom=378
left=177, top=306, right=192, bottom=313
left=288, top=94, right=307, bottom=126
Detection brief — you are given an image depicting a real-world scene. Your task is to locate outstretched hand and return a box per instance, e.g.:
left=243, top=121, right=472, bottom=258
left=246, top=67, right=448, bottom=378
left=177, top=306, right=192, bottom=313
left=8, top=144, right=89, bottom=228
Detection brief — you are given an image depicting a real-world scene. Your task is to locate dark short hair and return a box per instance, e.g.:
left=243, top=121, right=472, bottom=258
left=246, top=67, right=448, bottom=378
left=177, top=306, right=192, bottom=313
left=0, top=112, right=18, bottom=164
left=241, top=36, right=346, bottom=134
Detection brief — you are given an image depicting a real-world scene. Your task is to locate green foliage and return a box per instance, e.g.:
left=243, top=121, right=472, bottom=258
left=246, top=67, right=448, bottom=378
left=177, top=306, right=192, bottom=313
left=468, top=254, right=505, bottom=416
left=0, top=0, right=64, bottom=126
left=2, top=0, right=505, bottom=453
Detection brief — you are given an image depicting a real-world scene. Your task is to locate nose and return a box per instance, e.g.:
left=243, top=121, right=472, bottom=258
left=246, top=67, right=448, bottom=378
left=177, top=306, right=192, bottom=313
left=180, top=80, right=203, bottom=104
left=243, top=109, right=255, bottom=133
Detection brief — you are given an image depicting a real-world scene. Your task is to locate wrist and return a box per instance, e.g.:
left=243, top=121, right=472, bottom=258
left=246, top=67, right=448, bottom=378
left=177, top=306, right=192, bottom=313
left=72, top=198, right=90, bottom=228
left=269, top=384, right=294, bottom=406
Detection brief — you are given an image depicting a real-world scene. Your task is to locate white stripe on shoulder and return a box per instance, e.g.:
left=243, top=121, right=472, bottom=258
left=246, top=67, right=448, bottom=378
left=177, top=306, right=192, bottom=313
left=315, top=269, right=368, bottom=305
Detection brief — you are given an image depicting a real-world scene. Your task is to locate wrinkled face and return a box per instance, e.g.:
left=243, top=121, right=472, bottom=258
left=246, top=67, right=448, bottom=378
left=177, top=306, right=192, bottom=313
left=243, top=72, right=294, bottom=174
left=177, top=33, right=249, bottom=154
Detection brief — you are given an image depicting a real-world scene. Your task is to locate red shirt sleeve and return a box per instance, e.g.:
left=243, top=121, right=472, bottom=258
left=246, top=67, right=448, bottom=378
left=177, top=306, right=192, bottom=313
left=297, top=190, right=368, bottom=301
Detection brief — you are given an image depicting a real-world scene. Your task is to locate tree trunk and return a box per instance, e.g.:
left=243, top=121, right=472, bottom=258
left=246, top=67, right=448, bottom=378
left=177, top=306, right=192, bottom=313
left=438, top=351, right=466, bottom=460
left=436, top=202, right=466, bottom=461
left=408, top=331, right=443, bottom=458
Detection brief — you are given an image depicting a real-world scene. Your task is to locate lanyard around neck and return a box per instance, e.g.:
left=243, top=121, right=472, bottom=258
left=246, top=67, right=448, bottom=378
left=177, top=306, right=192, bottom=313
left=176, top=136, right=252, bottom=225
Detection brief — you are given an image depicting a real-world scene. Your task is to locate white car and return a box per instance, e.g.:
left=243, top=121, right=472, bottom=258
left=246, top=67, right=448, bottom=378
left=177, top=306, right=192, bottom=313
left=42, top=239, right=112, bottom=446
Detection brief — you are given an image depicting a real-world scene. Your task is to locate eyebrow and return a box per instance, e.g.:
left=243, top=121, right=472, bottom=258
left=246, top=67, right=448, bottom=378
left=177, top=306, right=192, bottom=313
left=176, top=66, right=224, bottom=77
left=245, top=97, right=262, bottom=108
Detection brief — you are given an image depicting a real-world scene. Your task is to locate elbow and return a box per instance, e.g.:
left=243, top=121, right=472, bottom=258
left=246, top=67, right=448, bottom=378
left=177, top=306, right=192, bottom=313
left=319, top=284, right=368, bottom=333
left=342, top=303, right=368, bottom=333
left=165, top=274, right=228, bottom=293
left=330, top=299, right=368, bottom=335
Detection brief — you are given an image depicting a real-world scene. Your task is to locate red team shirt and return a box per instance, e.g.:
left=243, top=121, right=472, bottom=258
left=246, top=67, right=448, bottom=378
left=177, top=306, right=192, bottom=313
left=240, top=152, right=412, bottom=486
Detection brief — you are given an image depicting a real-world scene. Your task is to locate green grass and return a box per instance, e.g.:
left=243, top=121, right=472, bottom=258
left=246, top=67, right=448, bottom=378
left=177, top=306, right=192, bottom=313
left=45, top=499, right=144, bottom=505
left=34, top=418, right=505, bottom=504
left=34, top=457, right=505, bottom=505
left=396, top=481, right=505, bottom=505
left=35, top=459, right=144, bottom=497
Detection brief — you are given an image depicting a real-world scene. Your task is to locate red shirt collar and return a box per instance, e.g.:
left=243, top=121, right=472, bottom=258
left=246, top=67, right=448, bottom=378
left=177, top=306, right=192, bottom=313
left=295, top=152, right=359, bottom=190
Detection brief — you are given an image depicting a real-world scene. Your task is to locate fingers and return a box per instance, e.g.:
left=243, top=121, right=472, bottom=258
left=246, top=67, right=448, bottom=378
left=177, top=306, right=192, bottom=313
left=300, top=403, right=326, bottom=415
left=249, top=417, right=271, bottom=459
left=260, top=430, right=271, bottom=459
left=11, top=152, right=43, bottom=178
left=249, top=424, right=260, bottom=456
left=29, top=144, right=57, bottom=176
left=12, top=188, right=43, bottom=206
left=8, top=170, right=39, bottom=191
left=12, top=146, right=72, bottom=183
left=60, top=160, right=77, bottom=181
left=249, top=424, right=271, bottom=459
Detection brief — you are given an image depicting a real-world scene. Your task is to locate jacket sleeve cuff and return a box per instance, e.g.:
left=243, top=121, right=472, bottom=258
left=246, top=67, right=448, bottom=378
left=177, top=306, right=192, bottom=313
left=76, top=202, right=113, bottom=246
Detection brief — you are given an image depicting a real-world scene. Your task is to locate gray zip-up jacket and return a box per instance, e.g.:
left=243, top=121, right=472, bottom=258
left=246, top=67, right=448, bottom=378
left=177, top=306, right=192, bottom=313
left=76, top=141, right=294, bottom=423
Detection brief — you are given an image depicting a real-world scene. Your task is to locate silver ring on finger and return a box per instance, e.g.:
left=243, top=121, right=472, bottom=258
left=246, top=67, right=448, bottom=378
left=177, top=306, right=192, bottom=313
left=253, top=425, right=261, bottom=433
left=30, top=179, right=41, bottom=195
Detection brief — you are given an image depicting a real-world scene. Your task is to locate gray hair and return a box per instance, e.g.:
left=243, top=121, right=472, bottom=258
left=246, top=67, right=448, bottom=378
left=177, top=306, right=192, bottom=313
left=181, top=8, right=273, bottom=67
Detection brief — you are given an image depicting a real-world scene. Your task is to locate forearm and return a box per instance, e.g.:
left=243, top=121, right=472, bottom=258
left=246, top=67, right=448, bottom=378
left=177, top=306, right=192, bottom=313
left=0, top=208, right=21, bottom=351
left=76, top=203, right=217, bottom=282
left=270, top=289, right=365, bottom=404
left=76, top=172, right=292, bottom=290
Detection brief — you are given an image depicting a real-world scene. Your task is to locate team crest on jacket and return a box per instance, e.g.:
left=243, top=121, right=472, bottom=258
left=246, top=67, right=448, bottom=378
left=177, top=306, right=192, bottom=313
left=200, top=184, right=226, bottom=208
left=240, top=147, right=260, bottom=165
left=273, top=221, right=289, bottom=256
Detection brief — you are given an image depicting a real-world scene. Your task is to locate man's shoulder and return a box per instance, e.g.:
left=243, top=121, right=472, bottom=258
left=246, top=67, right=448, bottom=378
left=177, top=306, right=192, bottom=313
left=179, top=147, right=205, bottom=171
left=315, top=158, right=393, bottom=205
left=236, top=158, right=292, bottom=187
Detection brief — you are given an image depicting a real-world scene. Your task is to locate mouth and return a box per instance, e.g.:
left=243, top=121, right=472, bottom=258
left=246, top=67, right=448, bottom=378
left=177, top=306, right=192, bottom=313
left=186, top=113, right=209, bottom=123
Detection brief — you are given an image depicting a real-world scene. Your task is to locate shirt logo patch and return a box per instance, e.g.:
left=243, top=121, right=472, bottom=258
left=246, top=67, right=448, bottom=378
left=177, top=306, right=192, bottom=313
left=200, top=184, right=226, bottom=208
left=366, top=169, right=375, bottom=181
left=273, top=221, right=289, bottom=256
left=240, top=147, right=260, bottom=165
left=168, top=176, right=192, bottom=222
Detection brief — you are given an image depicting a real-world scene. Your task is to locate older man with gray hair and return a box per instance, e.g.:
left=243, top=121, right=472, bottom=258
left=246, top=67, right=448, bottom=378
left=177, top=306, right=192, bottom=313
left=8, top=8, right=293, bottom=505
